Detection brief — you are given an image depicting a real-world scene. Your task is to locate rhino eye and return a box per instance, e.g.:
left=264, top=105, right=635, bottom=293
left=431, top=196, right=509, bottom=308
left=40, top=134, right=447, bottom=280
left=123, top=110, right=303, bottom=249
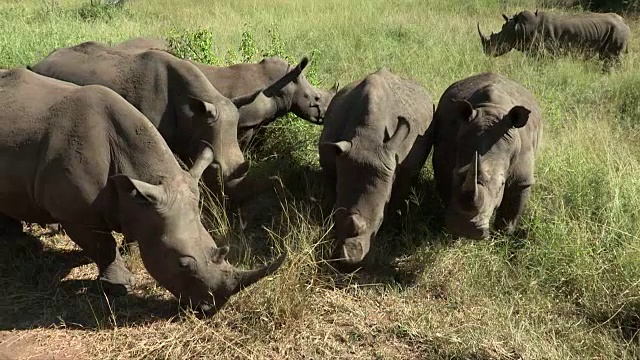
left=179, top=256, right=197, bottom=272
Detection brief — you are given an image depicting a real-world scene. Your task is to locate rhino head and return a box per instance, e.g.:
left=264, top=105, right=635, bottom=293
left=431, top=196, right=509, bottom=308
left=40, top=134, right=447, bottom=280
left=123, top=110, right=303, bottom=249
left=233, top=57, right=336, bottom=128
left=445, top=99, right=531, bottom=239
left=112, top=146, right=285, bottom=314
left=177, top=91, right=249, bottom=199
left=320, top=118, right=410, bottom=265
left=477, top=10, right=539, bottom=56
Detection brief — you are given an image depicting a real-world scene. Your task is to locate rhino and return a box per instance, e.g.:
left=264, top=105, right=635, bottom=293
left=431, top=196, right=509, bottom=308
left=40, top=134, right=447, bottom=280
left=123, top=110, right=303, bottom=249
left=191, top=57, right=337, bottom=147
left=477, top=10, right=630, bottom=67
left=432, top=72, right=542, bottom=239
left=29, top=41, right=248, bottom=199
left=112, top=37, right=167, bottom=53
left=319, top=69, right=434, bottom=266
left=0, top=68, right=285, bottom=314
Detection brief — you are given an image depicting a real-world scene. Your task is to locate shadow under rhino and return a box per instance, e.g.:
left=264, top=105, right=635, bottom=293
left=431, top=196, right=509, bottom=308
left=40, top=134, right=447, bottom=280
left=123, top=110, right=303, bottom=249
left=0, top=232, right=179, bottom=330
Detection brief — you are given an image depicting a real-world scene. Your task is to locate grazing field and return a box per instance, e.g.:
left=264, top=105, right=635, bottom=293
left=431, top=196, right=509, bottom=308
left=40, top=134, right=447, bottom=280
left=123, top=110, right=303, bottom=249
left=1, top=0, right=640, bottom=359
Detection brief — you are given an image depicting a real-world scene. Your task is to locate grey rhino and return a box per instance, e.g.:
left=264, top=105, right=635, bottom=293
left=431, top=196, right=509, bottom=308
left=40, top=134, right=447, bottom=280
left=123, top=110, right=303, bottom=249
left=112, top=37, right=168, bottom=53
left=0, top=68, right=285, bottom=314
left=319, top=69, right=434, bottom=266
left=30, top=41, right=248, bottom=199
left=432, top=72, right=542, bottom=239
left=477, top=10, right=630, bottom=67
left=192, top=57, right=337, bottom=147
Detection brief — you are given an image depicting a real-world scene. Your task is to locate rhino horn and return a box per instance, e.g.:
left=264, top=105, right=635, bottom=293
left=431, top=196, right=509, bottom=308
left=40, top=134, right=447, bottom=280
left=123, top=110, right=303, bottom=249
left=477, top=23, right=488, bottom=45
left=230, top=252, right=287, bottom=294
left=502, top=14, right=509, bottom=22
left=262, top=57, right=310, bottom=98
left=188, top=143, right=215, bottom=181
left=463, top=151, right=479, bottom=199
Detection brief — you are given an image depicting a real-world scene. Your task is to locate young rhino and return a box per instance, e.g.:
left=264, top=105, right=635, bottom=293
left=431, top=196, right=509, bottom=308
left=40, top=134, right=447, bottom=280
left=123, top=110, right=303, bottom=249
left=432, top=72, right=543, bottom=239
left=192, top=57, right=337, bottom=147
left=319, top=69, right=434, bottom=266
left=0, top=69, right=285, bottom=314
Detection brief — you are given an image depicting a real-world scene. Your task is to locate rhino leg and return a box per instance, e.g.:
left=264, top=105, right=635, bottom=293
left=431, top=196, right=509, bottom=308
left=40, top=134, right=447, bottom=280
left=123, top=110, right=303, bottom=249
left=494, top=184, right=531, bottom=235
left=390, top=136, right=432, bottom=211
left=0, top=215, right=23, bottom=236
left=432, top=146, right=455, bottom=206
left=61, top=222, right=136, bottom=296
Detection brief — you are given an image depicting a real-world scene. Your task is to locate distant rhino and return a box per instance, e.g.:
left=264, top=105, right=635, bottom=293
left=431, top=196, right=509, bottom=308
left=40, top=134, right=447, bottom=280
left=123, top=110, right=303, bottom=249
left=30, top=41, right=248, bottom=200
left=477, top=10, right=630, bottom=67
left=192, top=57, right=337, bottom=147
left=319, top=69, right=434, bottom=266
left=0, top=68, right=285, bottom=314
left=432, top=72, right=542, bottom=239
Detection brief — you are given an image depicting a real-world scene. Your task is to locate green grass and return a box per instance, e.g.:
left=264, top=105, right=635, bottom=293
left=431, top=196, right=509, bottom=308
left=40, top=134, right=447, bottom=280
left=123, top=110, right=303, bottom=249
left=1, top=0, right=640, bottom=359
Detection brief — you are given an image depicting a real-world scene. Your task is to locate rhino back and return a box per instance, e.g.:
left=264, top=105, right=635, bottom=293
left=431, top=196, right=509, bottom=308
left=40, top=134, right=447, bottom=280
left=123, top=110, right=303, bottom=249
left=0, top=68, right=179, bottom=226
left=435, top=72, right=542, bottom=156
left=539, top=12, right=630, bottom=49
left=323, top=70, right=431, bottom=145
left=193, top=58, right=288, bottom=99
left=320, top=69, right=433, bottom=170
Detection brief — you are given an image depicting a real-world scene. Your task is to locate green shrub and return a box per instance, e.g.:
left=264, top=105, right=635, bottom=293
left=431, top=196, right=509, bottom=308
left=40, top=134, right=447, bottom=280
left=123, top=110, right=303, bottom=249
left=165, top=29, right=220, bottom=65
left=76, top=0, right=129, bottom=22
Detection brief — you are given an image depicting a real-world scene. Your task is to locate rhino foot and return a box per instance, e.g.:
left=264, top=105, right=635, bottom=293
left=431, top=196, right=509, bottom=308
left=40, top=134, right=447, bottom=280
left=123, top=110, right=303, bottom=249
left=98, top=263, right=136, bottom=297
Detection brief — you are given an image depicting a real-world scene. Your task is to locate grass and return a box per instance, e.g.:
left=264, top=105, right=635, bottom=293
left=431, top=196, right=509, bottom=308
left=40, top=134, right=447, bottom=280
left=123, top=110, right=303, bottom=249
left=1, top=0, right=640, bottom=358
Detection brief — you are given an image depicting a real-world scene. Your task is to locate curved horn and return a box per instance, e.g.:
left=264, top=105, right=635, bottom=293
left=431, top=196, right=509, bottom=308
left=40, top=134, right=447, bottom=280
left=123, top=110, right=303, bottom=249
left=189, top=142, right=214, bottom=181
left=263, top=57, right=309, bottom=98
left=463, top=151, right=478, bottom=199
left=477, top=23, right=488, bottom=45
left=231, top=252, right=287, bottom=294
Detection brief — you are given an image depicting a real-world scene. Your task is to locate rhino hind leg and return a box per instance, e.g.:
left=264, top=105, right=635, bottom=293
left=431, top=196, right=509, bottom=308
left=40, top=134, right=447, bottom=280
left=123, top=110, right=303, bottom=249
left=494, top=185, right=531, bottom=235
left=0, top=215, right=24, bottom=236
left=61, top=222, right=136, bottom=296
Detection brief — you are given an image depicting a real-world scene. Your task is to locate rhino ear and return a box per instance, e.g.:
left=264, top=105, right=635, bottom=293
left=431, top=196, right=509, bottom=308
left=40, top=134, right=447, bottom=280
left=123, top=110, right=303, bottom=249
left=319, top=140, right=351, bottom=156
left=502, top=14, right=509, bottom=22
left=453, top=99, right=476, bottom=121
left=111, top=175, right=164, bottom=206
left=384, top=116, right=411, bottom=151
left=210, top=246, right=230, bottom=264
left=189, top=97, right=218, bottom=123
left=507, top=106, right=531, bottom=128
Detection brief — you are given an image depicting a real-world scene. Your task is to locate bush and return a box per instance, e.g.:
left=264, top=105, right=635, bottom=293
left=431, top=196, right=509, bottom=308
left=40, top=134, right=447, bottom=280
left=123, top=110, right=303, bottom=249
left=76, top=0, right=130, bottom=22
left=165, top=29, right=220, bottom=65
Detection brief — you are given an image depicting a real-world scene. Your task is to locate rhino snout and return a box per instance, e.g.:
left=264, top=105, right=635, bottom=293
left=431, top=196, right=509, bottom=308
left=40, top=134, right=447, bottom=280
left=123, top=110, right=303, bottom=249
left=445, top=214, right=490, bottom=240
left=339, top=237, right=369, bottom=265
left=204, top=160, right=250, bottom=191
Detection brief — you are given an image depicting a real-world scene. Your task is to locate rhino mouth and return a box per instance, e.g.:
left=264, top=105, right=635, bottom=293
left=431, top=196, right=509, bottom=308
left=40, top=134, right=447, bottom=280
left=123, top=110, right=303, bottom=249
left=307, top=104, right=325, bottom=125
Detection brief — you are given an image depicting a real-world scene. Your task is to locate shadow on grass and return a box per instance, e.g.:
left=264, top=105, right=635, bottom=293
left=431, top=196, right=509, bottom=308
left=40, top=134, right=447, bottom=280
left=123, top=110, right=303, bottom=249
left=0, top=231, right=177, bottom=331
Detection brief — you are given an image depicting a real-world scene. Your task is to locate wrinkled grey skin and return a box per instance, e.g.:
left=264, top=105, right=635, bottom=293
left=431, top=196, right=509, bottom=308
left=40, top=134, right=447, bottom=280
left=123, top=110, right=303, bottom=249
left=30, top=41, right=248, bottom=199
left=0, top=69, right=285, bottom=314
left=477, top=10, right=630, bottom=67
left=112, top=37, right=168, bottom=53
left=319, top=69, right=434, bottom=266
left=432, top=73, right=542, bottom=239
left=193, top=57, right=337, bottom=147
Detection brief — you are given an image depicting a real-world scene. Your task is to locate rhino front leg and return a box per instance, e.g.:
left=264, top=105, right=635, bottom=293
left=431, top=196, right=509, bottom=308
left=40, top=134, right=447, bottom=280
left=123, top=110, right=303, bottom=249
left=61, top=222, right=136, bottom=296
left=494, top=184, right=531, bottom=235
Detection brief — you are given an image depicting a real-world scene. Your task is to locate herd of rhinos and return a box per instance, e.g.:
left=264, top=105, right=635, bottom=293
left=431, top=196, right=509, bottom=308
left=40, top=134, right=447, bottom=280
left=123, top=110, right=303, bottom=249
left=0, top=9, right=631, bottom=315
